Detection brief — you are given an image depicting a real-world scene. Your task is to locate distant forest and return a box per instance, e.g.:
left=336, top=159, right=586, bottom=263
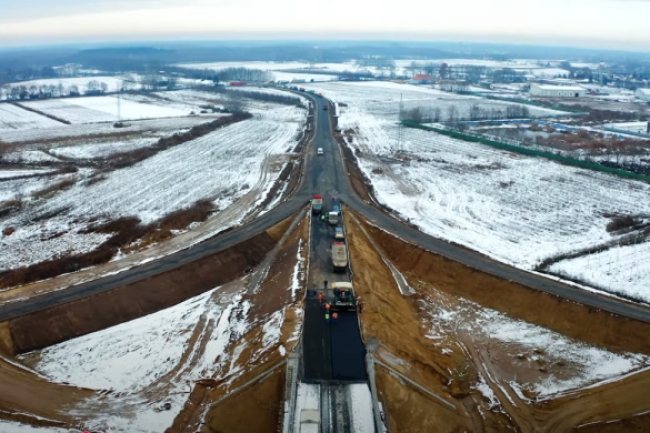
left=1, top=41, right=650, bottom=83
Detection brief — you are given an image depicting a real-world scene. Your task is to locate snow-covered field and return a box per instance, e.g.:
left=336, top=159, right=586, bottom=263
left=0, top=217, right=110, bottom=272
left=0, top=168, right=53, bottom=179
left=23, top=96, right=192, bottom=124
left=0, top=103, right=61, bottom=130
left=18, top=286, right=250, bottom=432
left=30, top=105, right=302, bottom=224
left=0, top=116, right=208, bottom=143
left=302, top=81, right=650, bottom=300
left=549, top=241, right=650, bottom=302
left=298, top=81, right=566, bottom=121
left=424, top=296, right=650, bottom=400
left=50, top=137, right=159, bottom=159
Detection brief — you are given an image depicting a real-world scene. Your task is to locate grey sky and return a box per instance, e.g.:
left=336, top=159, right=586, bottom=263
left=0, top=0, right=648, bottom=50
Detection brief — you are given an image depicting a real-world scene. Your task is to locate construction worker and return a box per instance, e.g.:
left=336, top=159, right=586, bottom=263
left=325, top=312, right=330, bottom=323
left=325, top=303, right=331, bottom=312
left=332, top=312, right=339, bottom=322
left=318, top=292, right=324, bottom=304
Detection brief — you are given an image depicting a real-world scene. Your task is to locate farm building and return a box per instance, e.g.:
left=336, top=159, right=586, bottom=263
left=410, top=74, right=432, bottom=85
left=530, top=84, right=585, bottom=98
left=636, top=88, right=650, bottom=101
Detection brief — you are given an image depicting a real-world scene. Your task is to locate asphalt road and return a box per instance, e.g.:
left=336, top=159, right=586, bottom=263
left=3, top=93, right=650, bottom=325
left=301, top=211, right=366, bottom=383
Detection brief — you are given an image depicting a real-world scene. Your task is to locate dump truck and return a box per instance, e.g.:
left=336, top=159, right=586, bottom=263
left=330, top=282, right=357, bottom=311
left=311, top=194, right=323, bottom=214
left=329, top=196, right=341, bottom=225
left=331, top=242, right=348, bottom=272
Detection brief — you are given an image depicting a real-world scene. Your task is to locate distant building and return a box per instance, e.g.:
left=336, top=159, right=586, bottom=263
left=530, top=83, right=585, bottom=98
left=409, top=74, right=432, bottom=85
left=636, top=88, right=650, bottom=101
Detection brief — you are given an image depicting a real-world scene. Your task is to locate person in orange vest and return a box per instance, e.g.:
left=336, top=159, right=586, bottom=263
left=318, top=292, right=324, bottom=304
left=332, top=312, right=339, bottom=322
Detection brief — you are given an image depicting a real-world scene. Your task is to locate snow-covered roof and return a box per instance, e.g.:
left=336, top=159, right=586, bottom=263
left=533, top=84, right=584, bottom=91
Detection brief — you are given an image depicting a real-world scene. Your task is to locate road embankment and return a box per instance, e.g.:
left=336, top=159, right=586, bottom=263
left=2, top=224, right=285, bottom=355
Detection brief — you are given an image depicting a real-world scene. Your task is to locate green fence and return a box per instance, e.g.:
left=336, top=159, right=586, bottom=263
left=401, top=120, right=650, bottom=183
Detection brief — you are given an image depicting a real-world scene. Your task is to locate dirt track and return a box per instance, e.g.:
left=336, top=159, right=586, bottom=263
left=345, top=209, right=650, bottom=432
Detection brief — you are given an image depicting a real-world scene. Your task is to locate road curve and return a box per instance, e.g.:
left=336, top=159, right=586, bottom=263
left=2, top=92, right=650, bottom=325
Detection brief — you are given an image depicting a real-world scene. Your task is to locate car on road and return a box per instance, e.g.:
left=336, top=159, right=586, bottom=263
left=334, top=227, right=345, bottom=241
left=317, top=147, right=323, bottom=155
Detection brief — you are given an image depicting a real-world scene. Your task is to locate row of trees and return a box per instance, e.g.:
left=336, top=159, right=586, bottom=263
left=1, top=80, right=110, bottom=100
left=401, top=103, right=531, bottom=123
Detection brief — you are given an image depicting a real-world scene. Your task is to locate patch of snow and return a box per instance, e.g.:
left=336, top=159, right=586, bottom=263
left=50, top=138, right=159, bottom=159
left=549, top=241, right=650, bottom=302
left=473, top=373, right=500, bottom=409
left=349, top=384, right=375, bottom=433
left=0, top=420, right=68, bottom=432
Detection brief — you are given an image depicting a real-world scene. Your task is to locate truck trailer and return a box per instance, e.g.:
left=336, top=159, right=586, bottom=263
left=331, top=242, right=348, bottom=272
left=311, top=195, right=323, bottom=214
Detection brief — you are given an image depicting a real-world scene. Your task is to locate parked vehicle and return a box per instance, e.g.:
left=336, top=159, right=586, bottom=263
left=311, top=195, right=323, bottom=214
left=331, top=242, right=348, bottom=272
left=330, top=282, right=357, bottom=311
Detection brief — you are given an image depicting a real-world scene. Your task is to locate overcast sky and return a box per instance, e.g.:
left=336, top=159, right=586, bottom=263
left=0, top=0, right=648, bottom=50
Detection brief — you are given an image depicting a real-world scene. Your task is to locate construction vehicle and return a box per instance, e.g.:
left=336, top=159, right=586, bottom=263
left=311, top=195, right=323, bottom=214
left=328, top=196, right=340, bottom=225
left=330, top=282, right=357, bottom=311
left=331, top=242, right=348, bottom=272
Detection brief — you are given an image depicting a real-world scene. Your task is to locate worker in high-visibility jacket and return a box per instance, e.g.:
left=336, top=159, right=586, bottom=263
left=325, top=303, right=331, bottom=312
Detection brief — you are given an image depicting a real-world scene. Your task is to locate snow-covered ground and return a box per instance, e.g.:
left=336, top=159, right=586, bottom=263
left=32, top=106, right=302, bottom=224
left=19, top=286, right=251, bottom=432
left=0, top=216, right=110, bottom=272
left=297, top=81, right=566, bottom=121
left=603, top=122, right=650, bottom=134
left=0, top=103, right=61, bottom=130
left=1, top=151, right=61, bottom=163
left=424, top=296, right=650, bottom=401
left=50, top=138, right=159, bottom=159
left=0, top=101, right=304, bottom=271
left=0, top=421, right=68, bottom=432
left=0, top=116, right=208, bottom=143
left=22, top=96, right=192, bottom=124
left=549, top=241, right=650, bottom=302
left=0, top=168, right=53, bottom=179
left=297, top=81, right=650, bottom=300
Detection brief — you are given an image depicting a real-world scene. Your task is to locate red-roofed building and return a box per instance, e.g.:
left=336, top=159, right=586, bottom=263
left=410, top=74, right=432, bottom=84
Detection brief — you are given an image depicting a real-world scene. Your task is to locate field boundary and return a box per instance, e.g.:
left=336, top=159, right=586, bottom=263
left=401, top=120, right=650, bottom=183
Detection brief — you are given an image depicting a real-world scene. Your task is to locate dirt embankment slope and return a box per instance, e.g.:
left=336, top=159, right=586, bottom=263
left=345, top=210, right=650, bottom=432
left=166, top=214, right=308, bottom=433
left=360, top=219, right=650, bottom=356
left=5, top=224, right=287, bottom=355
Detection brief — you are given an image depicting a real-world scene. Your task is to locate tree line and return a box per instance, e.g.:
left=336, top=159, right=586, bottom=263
left=402, top=103, right=530, bottom=123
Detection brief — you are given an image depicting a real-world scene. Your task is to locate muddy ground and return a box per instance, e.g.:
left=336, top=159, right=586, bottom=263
left=0, top=214, right=304, bottom=430
left=345, top=209, right=650, bottom=433
left=165, top=212, right=309, bottom=433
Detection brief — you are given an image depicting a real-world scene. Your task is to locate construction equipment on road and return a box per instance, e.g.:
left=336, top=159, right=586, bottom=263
left=331, top=241, right=348, bottom=272
left=330, top=282, right=358, bottom=312
left=311, top=195, right=323, bottom=214
left=328, top=196, right=341, bottom=225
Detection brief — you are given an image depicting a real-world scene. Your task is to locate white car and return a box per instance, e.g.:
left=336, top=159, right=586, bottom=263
left=317, top=147, right=324, bottom=155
